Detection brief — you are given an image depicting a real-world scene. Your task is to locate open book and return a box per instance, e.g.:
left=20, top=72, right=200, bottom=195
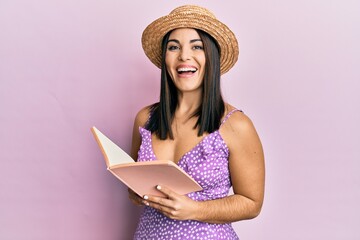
left=91, top=127, right=202, bottom=197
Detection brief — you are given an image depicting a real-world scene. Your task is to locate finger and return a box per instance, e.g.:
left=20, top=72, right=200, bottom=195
left=155, top=185, right=179, bottom=200
left=145, top=200, right=175, bottom=216
left=143, top=194, right=172, bottom=207
left=150, top=202, right=182, bottom=220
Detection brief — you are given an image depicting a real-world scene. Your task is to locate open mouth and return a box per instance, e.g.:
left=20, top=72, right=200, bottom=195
left=177, top=67, right=198, bottom=74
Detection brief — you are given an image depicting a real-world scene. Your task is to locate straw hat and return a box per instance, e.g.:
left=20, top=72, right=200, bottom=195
left=142, top=5, right=239, bottom=75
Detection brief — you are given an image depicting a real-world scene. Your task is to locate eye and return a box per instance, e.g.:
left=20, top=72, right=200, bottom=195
left=167, top=45, right=180, bottom=51
left=193, top=45, right=204, bottom=50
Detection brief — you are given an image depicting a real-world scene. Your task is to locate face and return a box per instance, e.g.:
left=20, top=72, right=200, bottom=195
left=165, top=28, right=206, bottom=93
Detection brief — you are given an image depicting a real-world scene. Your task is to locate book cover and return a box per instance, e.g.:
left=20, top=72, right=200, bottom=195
left=91, top=127, right=203, bottom=197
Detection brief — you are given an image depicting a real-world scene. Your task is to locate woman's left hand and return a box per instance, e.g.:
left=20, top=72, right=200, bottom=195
left=143, top=185, right=200, bottom=221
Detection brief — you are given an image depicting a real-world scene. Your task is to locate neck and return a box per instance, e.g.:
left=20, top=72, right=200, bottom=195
left=176, top=91, right=202, bottom=118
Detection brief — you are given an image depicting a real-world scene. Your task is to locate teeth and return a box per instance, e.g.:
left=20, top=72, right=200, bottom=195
left=177, top=67, right=197, bottom=72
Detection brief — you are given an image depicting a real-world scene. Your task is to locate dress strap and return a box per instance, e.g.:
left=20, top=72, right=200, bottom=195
left=220, top=109, right=242, bottom=126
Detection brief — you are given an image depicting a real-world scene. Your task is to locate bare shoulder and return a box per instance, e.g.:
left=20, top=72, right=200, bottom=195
left=222, top=104, right=254, bottom=131
left=131, top=104, right=154, bottom=159
left=134, top=104, right=153, bottom=128
left=224, top=111, right=255, bottom=133
left=221, top=105, right=265, bottom=216
left=221, top=104, right=261, bottom=149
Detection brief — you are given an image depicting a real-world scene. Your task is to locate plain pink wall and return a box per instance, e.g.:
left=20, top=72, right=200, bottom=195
left=1, top=1, right=359, bottom=239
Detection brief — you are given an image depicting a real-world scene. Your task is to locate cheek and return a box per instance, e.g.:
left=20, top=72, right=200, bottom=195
left=199, top=56, right=206, bottom=75
left=165, top=55, right=178, bottom=78
left=200, top=55, right=206, bottom=66
left=165, top=55, right=174, bottom=69
left=195, top=53, right=206, bottom=70
left=165, top=53, right=170, bottom=66
left=164, top=63, right=174, bottom=81
left=165, top=51, right=176, bottom=63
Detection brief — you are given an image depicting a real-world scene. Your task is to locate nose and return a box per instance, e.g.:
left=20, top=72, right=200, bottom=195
left=178, top=47, right=191, bottom=61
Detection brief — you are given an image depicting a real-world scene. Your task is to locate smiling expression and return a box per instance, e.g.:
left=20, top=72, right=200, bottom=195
left=165, top=28, right=206, bottom=93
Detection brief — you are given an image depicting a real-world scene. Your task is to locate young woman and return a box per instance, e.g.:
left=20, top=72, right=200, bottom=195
left=129, top=5, right=265, bottom=239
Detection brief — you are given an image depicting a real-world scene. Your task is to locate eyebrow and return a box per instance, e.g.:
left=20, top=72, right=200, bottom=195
left=167, top=39, right=202, bottom=44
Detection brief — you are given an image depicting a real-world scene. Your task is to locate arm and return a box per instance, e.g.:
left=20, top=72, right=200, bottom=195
left=130, top=106, right=151, bottom=160
left=128, top=106, right=152, bottom=205
left=196, top=111, right=265, bottom=222
left=143, top=112, right=265, bottom=223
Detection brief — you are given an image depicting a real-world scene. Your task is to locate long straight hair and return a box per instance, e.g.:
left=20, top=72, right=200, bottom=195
left=146, top=29, right=225, bottom=140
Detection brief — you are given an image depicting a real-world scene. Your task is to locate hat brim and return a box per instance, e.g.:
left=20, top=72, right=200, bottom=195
left=142, top=7, right=239, bottom=75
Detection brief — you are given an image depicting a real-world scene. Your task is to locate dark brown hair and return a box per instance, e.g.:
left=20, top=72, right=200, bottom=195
left=146, top=29, right=225, bottom=140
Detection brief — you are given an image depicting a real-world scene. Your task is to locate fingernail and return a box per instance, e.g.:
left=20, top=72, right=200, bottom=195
left=143, top=195, right=148, bottom=200
left=143, top=201, right=149, bottom=206
left=156, top=185, right=161, bottom=190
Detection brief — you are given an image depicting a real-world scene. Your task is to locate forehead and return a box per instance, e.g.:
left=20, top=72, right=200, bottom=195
left=168, top=28, right=201, bottom=40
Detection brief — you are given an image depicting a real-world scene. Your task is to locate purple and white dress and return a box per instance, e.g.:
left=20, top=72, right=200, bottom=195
left=133, top=109, right=241, bottom=240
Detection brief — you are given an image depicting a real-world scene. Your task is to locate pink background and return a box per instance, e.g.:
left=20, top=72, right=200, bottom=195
left=1, top=1, right=359, bottom=239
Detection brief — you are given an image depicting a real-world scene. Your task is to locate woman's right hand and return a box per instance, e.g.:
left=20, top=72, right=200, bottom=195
left=128, top=188, right=144, bottom=206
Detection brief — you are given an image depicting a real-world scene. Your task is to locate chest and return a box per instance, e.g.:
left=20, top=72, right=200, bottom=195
left=138, top=127, right=231, bottom=194
left=151, top=124, right=208, bottom=164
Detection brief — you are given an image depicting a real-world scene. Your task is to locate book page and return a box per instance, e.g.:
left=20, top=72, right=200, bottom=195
left=91, top=127, right=134, bottom=167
